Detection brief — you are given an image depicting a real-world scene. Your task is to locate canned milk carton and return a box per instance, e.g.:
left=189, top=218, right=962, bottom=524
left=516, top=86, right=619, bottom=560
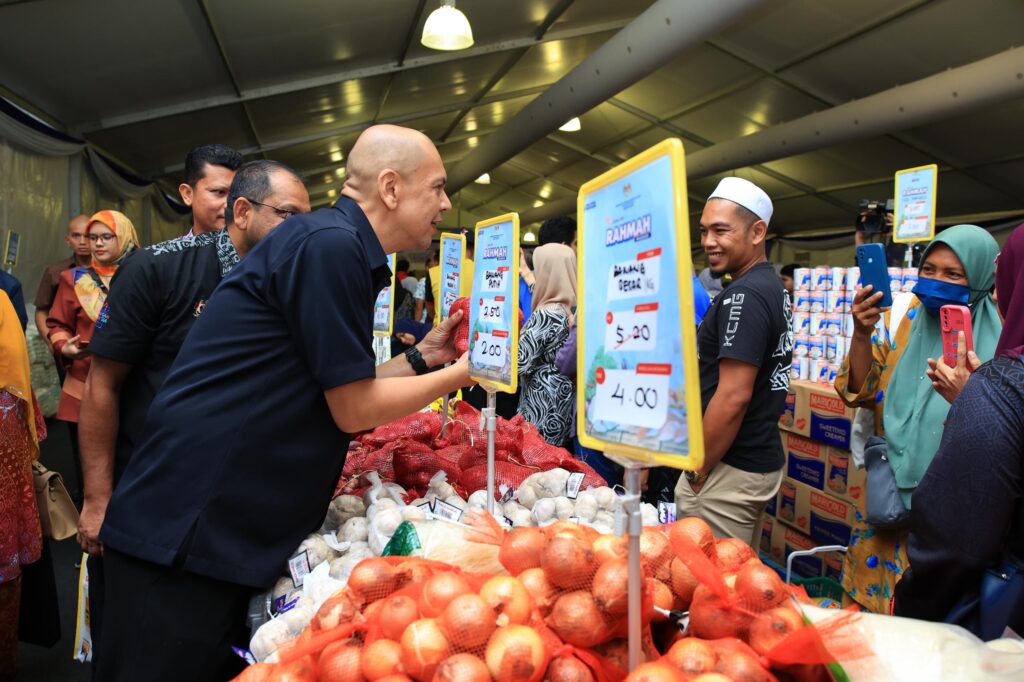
left=837, top=289, right=854, bottom=313
left=809, top=312, right=826, bottom=337
left=830, top=267, right=847, bottom=292
left=792, top=312, right=810, bottom=334
left=827, top=363, right=840, bottom=384
left=809, top=291, right=826, bottom=313
left=825, top=335, right=838, bottom=361
left=902, top=268, right=918, bottom=293
left=807, top=335, right=825, bottom=359
left=847, top=266, right=861, bottom=291
left=812, top=266, right=832, bottom=291
left=794, top=290, right=812, bottom=312
left=779, top=481, right=797, bottom=521
left=888, top=267, right=903, bottom=296
left=794, top=267, right=812, bottom=291
left=793, top=334, right=810, bottom=357
left=813, top=358, right=831, bottom=383
left=824, top=312, right=842, bottom=336
left=834, top=337, right=847, bottom=365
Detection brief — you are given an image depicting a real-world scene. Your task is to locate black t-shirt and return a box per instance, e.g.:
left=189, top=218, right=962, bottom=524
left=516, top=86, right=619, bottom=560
left=101, top=197, right=390, bottom=588
left=88, top=231, right=237, bottom=483
left=697, top=262, right=792, bottom=473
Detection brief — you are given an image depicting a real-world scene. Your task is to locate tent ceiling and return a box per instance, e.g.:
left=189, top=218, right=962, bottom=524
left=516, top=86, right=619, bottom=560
left=1, top=0, right=1022, bottom=236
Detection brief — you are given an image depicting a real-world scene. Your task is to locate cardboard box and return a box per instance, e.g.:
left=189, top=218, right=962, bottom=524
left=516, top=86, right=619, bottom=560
left=759, top=515, right=775, bottom=557
left=780, top=431, right=865, bottom=505
left=775, top=478, right=856, bottom=547
left=764, top=489, right=778, bottom=518
left=778, top=380, right=856, bottom=450
left=769, top=521, right=847, bottom=580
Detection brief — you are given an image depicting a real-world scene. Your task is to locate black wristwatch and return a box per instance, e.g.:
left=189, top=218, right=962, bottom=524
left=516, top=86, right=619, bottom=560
left=404, top=346, right=430, bottom=375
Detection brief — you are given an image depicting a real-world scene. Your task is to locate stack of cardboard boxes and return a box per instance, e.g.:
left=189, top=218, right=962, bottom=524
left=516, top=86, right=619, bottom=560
left=760, top=380, right=867, bottom=581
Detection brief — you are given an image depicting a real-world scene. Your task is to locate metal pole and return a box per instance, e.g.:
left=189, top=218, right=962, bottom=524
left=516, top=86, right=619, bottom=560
left=484, top=390, right=498, bottom=514
left=622, top=465, right=644, bottom=671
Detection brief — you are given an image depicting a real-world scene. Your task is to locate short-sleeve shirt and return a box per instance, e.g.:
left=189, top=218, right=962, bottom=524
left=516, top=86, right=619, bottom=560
left=87, top=230, right=238, bottom=484
left=101, top=197, right=389, bottom=588
left=697, top=262, right=792, bottom=473
left=33, top=256, right=76, bottom=310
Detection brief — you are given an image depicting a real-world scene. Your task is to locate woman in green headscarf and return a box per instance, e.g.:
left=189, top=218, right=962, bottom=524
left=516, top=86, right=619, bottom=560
left=834, top=224, right=1001, bottom=614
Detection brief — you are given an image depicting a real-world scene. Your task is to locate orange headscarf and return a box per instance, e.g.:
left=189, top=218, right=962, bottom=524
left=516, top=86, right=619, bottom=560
left=0, top=291, right=39, bottom=458
left=74, top=210, right=139, bottom=320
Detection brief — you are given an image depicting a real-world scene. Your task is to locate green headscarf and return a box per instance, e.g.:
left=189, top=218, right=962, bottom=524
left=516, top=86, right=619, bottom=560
left=883, top=224, right=1002, bottom=509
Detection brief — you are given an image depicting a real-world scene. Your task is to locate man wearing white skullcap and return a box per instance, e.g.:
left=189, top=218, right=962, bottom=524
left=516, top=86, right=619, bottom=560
left=675, top=177, right=793, bottom=548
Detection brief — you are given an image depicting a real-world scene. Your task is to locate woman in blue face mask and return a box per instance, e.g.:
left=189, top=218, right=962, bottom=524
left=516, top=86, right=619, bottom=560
left=834, top=224, right=1001, bottom=615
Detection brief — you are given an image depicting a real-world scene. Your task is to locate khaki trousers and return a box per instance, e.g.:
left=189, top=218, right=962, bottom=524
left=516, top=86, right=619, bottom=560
left=675, top=462, right=783, bottom=548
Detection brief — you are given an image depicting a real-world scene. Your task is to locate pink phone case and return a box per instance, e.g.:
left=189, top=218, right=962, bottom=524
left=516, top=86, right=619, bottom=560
left=940, top=305, right=974, bottom=369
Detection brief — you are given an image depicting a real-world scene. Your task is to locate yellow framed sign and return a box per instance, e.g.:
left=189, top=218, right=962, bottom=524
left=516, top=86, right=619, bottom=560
left=893, top=164, right=938, bottom=243
left=3, top=230, right=20, bottom=269
left=467, top=214, right=520, bottom=394
left=372, top=253, right=397, bottom=337
left=438, top=232, right=466, bottom=321
left=576, top=138, right=704, bottom=470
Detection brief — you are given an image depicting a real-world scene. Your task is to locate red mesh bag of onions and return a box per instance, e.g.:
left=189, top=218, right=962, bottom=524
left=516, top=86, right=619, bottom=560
left=237, top=553, right=630, bottom=682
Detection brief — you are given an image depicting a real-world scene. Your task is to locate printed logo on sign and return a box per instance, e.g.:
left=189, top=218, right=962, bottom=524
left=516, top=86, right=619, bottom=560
left=585, top=200, right=596, bottom=210
left=787, top=435, right=821, bottom=458
left=810, top=490, right=849, bottom=518
left=605, top=214, right=652, bottom=246
left=809, top=393, right=845, bottom=415
left=784, top=527, right=817, bottom=550
left=483, top=246, right=508, bottom=260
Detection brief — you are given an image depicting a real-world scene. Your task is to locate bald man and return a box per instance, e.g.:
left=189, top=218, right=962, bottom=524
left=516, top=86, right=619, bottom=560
left=35, top=214, right=93, bottom=346
left=95, top=126, right=469, bottom=681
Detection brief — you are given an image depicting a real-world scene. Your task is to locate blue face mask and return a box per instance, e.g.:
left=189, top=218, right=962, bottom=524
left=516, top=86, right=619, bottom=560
left=912, top=276, right=970, bottom=315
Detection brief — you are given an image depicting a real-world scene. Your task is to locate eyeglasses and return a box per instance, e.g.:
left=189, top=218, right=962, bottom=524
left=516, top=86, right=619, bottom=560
left=245, top=198, right=297, bottom=220
left=88, top=233, right=117, bottom=243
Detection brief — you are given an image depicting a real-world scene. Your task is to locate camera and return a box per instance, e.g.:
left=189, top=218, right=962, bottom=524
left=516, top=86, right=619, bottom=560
left=856, top=199, right=894, bottom=233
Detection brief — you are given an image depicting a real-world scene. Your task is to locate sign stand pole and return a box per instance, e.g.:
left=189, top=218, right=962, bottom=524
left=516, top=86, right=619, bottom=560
left=610, top=455, right=652, bottom=672
left=483, top=389, right=498, bottom=515
left=439, top=377, right=452, bottom=437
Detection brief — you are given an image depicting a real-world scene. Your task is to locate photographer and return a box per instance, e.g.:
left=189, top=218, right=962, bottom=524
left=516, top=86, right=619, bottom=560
left=855, top=199, right=908, bottom=266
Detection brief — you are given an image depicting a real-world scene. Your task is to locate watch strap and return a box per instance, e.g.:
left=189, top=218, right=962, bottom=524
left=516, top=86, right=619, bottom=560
left=404, top=346, right=430, bottom=375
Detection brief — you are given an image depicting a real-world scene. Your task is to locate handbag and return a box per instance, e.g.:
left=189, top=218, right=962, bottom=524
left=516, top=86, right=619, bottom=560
left=944, top=554, right=1024, bottom=640
left=32, top=460, right=79, bottom=540
left=863, top=435, right=911, bottom=529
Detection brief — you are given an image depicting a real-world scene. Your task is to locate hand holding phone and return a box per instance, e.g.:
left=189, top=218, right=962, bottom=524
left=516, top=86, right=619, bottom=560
left=855, top=243, right=893, bottom=309
left=940, top=305, right=974, bottom=370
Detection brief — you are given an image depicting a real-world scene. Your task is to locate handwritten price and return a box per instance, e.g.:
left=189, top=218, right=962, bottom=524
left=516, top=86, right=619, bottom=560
left=592, top=367, right=669, bottom=430
left=471, top=332, right=507, bottom=369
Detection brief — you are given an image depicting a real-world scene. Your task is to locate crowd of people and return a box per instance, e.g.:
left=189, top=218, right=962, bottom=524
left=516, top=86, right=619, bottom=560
left=0, top=121, right=1022, bottom=681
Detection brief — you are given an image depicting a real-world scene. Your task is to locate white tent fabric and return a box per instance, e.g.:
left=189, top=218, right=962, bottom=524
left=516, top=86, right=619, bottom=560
left=0, top=100, right=84, bottom=157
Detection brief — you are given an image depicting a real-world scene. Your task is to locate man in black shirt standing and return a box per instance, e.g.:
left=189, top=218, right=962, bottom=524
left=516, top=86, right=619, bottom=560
left=675, top=177, right=791, bottom=547
left=75, top=160, right=309, bottom=669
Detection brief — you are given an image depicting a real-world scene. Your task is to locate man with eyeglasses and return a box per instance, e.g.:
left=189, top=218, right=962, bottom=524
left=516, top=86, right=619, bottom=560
left=75, top=160, right=309, bottom=672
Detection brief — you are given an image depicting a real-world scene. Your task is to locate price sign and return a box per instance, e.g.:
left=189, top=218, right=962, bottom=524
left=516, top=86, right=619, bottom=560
left=893, top=164, right=938, bottom=243
left=468, top=214, right=519, bottom=393
left=439, top=233, right=465, bottom=320
left=576, top=138, right=704, bottom=470
left=372, top=254, right=397, bottom=337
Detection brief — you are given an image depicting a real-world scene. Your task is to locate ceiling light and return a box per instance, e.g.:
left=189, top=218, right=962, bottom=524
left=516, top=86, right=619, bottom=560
left=533, top=200, right=543, bottom=208
left=475, top=173, right=491, bottom=185
left=523, top=232, right=537, bottom=243
left=328, top=189, right=337, bottom=198
left=330, top=151, right=343, bottom=163
left=421, top=0, right=474, bottom=51
left=559, top=117, right=581, bottom=132
left=334, top=167, right=346, bottom=177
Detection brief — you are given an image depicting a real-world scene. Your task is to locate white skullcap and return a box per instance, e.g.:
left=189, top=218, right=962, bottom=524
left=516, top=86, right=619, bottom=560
left=708, top=177, right=773, bottom=226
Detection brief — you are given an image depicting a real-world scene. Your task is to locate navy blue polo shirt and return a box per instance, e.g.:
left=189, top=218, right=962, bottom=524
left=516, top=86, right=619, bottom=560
left=101, top=197, right=390, bottom=588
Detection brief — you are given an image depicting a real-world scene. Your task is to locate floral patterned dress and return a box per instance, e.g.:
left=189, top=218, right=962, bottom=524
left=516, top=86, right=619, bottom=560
left=833, top=302, right=920, bottom=614
left=0, top=391, right=44, bottom=584
left=517, top=309, right=574, bottom=447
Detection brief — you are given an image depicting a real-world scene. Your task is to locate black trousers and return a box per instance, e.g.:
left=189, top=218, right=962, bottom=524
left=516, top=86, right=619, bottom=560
left=95, top=549, right=254, bottom=682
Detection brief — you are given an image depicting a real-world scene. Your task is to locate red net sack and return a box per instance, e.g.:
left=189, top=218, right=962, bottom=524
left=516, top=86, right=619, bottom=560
left=558, top=457, right=611, bottom=491
left=458, top=461, right=541, bottom=497
left=359, top=411, right=442, bottom=449
left=391, top=440, right=446, bottom=493
left=341, top=443, right=395, bottom=482
left=449, top=297, right=471, bottom=355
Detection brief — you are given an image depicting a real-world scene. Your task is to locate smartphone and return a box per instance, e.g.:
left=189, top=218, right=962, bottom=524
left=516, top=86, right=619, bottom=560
left=940, top=305, right=974, bottom=369
left=855, top=243, right=893, bottom=308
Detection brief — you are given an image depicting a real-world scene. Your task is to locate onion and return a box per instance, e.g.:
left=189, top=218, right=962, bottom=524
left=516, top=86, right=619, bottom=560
left=546, top=655, right=596, bottom=682
left=318, top=640, right=364, bottom=682
left=378, top=595, right=420, bottom=641
left=517, top=568, right=557, bottom=614
left=348, top=558, right=400, bottom=604
left=668, top=518, right=716, bottom=560
left=691, top=675, right=734, bottom=682
left=485, top=624, right=547, bottom=682
left=431, top=653, right=491, bottom=682
left=548, top=590, right=609, bottom=648
left=396, top=559, right=434, bottom=586
left=544, top=520, right=591, bottom=542
left=624, top=661, right=688, bottom=682
left=591, top=559, right=629, bottom=616
left=479, top=575, right=533, bottom=626
left=688, top=586, right=751, bottom=641
left=747, top=606, right=805, bottom=657
left=669, top=558, right=699, bottom=608
left=313, top=591, right=361, bottom=630
left=714, top=650, right=773, bottom=682
left=362, top=638, right=403, bottom=680
left=419, top=573, right=472, bottom=618
left=665, top=638, right=715, bottom=677
left=650, top=579, right=674, bottom=622
left=541, top=536, right=596, bottom=590
left=400, top=619, right=450, bottom=682
left=714, top=538, right=757, bottom=574
left=592, top=535, right=628, bottom=565
left=594, top=639, right=636, bottom=672
left=375, top=676, right=414, bottom=682
left=734, top=563, right=787, bottom=612
left=640, top=529, right=673, bottom=581
left=439, top=594, right=496, bottom=650
left=499, top=527, right=546, bottom=575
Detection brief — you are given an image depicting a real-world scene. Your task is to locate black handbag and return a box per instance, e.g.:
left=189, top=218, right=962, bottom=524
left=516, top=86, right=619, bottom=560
left=863, top=436, right=911, bottom=529
left=944, top=553, right=1024, bottom=640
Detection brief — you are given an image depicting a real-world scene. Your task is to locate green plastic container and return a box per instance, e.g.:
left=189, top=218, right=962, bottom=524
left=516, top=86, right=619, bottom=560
left=793, top=576, right=845, bottom=602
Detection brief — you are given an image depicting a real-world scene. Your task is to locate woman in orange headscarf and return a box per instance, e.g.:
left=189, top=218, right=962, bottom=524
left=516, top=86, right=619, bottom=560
left=0, top=290, right=46, bottom=678
left=46, top=210, right=139, bottom=426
